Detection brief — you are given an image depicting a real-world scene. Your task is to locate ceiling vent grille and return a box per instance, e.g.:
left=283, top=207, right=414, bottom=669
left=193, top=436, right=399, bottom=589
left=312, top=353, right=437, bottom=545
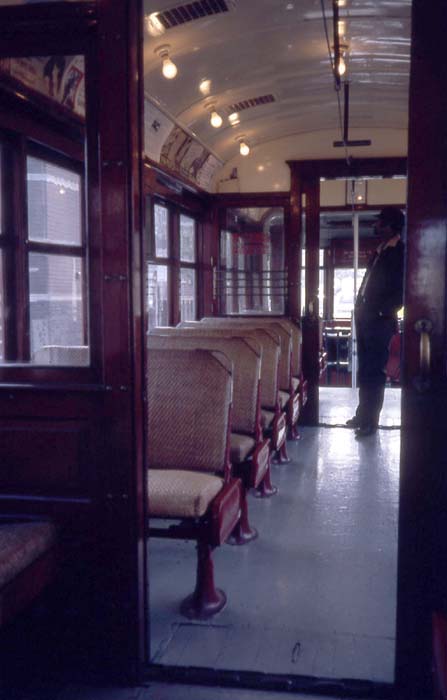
left=228, top=94, right=276, bottom=113
left=158, top=0, right=234, bottom=29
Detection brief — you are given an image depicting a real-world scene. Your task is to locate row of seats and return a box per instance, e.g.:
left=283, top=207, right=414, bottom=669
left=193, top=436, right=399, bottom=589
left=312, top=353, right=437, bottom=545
left=147, top=316, right=308, bottom=620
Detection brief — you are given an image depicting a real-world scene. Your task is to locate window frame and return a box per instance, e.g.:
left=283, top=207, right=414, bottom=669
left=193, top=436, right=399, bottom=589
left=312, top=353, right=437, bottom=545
left=0, top=129, right=90, bottom=371
left=179, top=213, right=197, bottom=322
left=147, top=197, right=198, bottom=329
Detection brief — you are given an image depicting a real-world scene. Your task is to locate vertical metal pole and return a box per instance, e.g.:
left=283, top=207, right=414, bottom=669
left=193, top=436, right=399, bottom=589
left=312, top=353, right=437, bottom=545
left=351, top=208, right=359, bottom=388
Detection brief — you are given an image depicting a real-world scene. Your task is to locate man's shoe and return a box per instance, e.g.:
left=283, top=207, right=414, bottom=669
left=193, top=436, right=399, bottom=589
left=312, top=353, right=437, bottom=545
left=355, top=425, right=378, bottom=437
left=346, top=416, right=361, bottom=428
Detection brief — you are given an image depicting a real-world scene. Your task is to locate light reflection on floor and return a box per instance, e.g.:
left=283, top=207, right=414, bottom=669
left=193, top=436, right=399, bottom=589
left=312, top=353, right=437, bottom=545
left=319, top=386, right=401, bottom=427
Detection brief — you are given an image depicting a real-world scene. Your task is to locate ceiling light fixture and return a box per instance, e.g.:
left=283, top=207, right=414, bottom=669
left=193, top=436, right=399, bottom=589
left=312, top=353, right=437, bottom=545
left=332, top=42, right=349, bottom=78
left=337, top=51, right=347, bottom=76
left=154, top=44, right=178, bottom=80
left=210, top=111, right=223, bottom=128
left=236, top=136, right=250, bottom=156
left=146, top=12, right=165, bottom=37
left=199, top=78, right=211, bottom=95
left=228, top=112, right=240, bottom=126
left=205, top=102, right=223, bottom=128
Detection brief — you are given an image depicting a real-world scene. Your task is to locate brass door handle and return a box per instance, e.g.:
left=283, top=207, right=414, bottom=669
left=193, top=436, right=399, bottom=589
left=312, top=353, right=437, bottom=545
left=414, top=318, right=433, bottom=391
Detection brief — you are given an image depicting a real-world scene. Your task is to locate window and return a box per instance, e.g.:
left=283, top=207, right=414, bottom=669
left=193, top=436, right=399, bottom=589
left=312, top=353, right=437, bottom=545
left=148, top=264, right=169, bottom=329
left=179, top=215, right=196, bottom=321
left=0, top=140, right=88, bottom=366
left=148, top=204, right=170, bottom=331
left=301, top=248, right=325, bottom=317
left=154, top=203, right=169, bottom=257
left=219, top=207, right=286, bottom=315
left=333, top=267, right=366, bottom=319
left=147, top=202, right=198, bottom=330
left=26, top=155, right=88, bottom=364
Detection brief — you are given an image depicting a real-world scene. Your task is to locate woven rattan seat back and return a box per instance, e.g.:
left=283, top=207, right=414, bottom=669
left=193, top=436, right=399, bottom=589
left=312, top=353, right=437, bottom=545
left=179, top=323, right=279, bottom=410
left=280, top=320, right=302, bottom=377
left=147, top=349, right=232, bottom=473
left=199, top=316, right=302, bottom=378
left=148, top=335, right=260, bottom=435
left=198, top=318, right=291, bottom=392
left=262, top=323, right=291, bottom=392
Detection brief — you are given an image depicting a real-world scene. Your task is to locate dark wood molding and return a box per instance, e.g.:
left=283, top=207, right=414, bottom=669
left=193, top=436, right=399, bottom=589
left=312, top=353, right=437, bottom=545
left=0, top=3, right=97, bottom=56
left=214, top=192, right=290, bottom=208
left=144, top=157, right=211, bottom=209
left=395, top=0, right=447, bottom=695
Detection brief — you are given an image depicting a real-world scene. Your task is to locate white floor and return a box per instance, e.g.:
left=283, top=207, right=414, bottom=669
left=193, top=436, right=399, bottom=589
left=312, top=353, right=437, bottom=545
left=319, top=386, right=401, bottom=427
left=149, top=388, right=401, bottom=684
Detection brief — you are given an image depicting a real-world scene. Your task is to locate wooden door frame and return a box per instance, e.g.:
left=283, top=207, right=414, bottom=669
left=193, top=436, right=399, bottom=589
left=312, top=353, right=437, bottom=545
left=287, top=158, right=407, bottom=424
left=394, top=1, right=447, bottom=696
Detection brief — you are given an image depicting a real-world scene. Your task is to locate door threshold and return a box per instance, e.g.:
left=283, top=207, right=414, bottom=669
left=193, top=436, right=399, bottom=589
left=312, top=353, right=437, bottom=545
left=144, top=663, right=395, bottom=698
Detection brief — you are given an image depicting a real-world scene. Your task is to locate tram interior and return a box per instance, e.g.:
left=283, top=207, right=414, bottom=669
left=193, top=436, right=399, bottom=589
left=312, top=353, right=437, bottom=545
left=0, top=0, right=417, bottom=697
left=148, top=195, right=402, bottom=682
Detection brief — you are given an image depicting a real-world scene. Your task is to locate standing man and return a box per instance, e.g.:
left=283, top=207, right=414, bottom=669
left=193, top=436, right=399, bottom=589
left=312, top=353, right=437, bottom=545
left=346, top=206, right=405, bottom=437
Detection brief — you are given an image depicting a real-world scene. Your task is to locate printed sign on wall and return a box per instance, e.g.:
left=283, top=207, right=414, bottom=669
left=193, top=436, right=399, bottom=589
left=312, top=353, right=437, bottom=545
left=0, top=56, right=85, bottom=116
left=145, top=98, right=223, bottom=192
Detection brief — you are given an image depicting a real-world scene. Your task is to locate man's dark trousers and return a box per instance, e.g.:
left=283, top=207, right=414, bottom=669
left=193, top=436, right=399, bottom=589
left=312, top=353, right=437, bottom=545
left=354, top=309, right=396, bottom=429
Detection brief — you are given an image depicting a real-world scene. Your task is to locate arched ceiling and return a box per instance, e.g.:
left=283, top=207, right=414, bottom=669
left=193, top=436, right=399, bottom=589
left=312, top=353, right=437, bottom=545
left=143, top=0, right=411, bottom=163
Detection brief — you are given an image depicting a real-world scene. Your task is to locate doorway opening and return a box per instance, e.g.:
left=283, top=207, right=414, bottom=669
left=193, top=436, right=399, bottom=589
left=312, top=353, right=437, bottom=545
left=146, top=190, right=404, bottom=689
left=316, top=202, right=403, bottom=431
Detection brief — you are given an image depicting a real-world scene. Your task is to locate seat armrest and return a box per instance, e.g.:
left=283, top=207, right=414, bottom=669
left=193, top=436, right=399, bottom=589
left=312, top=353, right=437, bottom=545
left=210, top=478, right=242, bottom=546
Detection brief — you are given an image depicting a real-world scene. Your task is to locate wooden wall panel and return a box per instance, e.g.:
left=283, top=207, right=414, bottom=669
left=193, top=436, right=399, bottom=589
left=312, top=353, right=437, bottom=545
left=0, top=418, right=91, bottom=492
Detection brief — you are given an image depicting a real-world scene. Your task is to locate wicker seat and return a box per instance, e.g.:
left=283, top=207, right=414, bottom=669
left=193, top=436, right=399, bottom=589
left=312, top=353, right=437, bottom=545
left=0, top=520, right=57, bottom=628
left=229, top=433, right=256, bottom=464
left=149, top=331, right=276, bottom=506
left=279, top=390, right=290, bottom=410
left=148, top=469, right=224, bottom=518
left=193, top=318, right=290, bottom=462
left=261, top=409, right=275, bottom=430
left=198, top=317, right=305, bottom=440
left=147, top=348, right=243, bottom=619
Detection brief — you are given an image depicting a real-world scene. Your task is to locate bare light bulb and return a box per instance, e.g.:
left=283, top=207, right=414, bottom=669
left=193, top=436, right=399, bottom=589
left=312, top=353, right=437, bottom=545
left=337, top=55, right=346, bottom=76
left=228, top=112, right=240, bottom=126
left=239, top=141, right=250, bottom=156
left=162, top=56, right=178, bottom=79
left=210, top=110, right=223, bottom=128
left=199, top=78, right=211, bottom=95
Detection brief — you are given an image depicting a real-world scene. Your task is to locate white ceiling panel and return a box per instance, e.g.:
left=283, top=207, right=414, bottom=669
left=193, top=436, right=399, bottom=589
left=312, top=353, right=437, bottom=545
left=143, top=0, right=411, bottom=162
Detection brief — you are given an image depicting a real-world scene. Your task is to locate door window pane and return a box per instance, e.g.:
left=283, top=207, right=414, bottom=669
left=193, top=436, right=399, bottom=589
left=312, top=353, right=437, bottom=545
left=148, top=263, right=169, bottom=329
left=220, top=207, right=285, bottom=315
left=154, top=204, right=169, bottom=258
left=180, top=215, right=196, bottom=262
left=27, top=156, right=82, bottom=245
left=29, top=252, right=87, bottom=364
left=333, top=268, right=366, bottom=319
left=180, top=268, right=196, bottom=321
